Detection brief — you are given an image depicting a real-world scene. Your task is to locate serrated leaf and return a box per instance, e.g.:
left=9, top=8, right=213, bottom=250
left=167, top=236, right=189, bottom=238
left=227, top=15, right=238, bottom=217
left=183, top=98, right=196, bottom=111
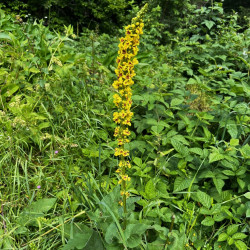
left=197, top=190, right=211, bottom=208
left=172, top=135, right=189, bottom=145
left=213, top=178, right=224, bottom=194
left=171, top=138, right=189, bottom=157
left=235, top=240, right=248, bottom=250
left=232, top=233, right=247, bottom=240
left=173, top=177, right=192, bottom=192
left=218, top=233, right=228, bottom=242
left=189, top=147, right=203, bottom=156
left=227, top=224, right=239, bottom=236
left=201, top=216, right=214, bottom=226
left=145, top=179, right=157, bottom=199
left=209, top=152, right=224, bottom=163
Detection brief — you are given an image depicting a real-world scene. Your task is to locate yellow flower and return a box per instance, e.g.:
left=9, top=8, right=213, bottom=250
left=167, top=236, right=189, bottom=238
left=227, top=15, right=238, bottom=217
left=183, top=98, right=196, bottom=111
left=112, top=3, right=147, bottom=207
left=121, top=175, right=131, bottom=181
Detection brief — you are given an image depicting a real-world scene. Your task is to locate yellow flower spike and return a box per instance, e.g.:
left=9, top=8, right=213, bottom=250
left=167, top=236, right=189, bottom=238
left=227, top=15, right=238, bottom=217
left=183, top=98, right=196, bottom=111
left=112, top=4, right=147, bottom=218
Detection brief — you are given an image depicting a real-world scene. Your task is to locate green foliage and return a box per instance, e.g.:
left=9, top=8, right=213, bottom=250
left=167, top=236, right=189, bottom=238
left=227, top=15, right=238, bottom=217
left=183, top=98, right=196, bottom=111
left=0, top=1, right=249, bottom=249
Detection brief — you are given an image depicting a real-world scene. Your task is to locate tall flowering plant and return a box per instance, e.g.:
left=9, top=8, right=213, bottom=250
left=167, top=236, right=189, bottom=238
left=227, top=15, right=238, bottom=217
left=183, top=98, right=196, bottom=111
left=112, top=4, right=147, bottom=213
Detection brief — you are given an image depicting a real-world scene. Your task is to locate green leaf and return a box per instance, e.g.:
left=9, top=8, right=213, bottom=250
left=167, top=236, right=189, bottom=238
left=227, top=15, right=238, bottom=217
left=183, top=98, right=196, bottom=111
left=17, top=198, right=57, bottom=226
left=240, top=144, right=250, bottom=159
left=189, top=147, right=203, bottom=156
left=133, top=157, right=142, bottom=167
left=0, top=33, right=11, bottom=40
left=38, top=122, right=51, bottom=130
left=26, top=198, right=57, bottom=214
left=234, top=240, right=248, bottom=250
left=171, top=98, right=184, bottom=106
left=3, top=85, right=19, bottom=97
left=227, top=236, right=234, bottom=245
left=213, top=178, right=224, bottom=194
left=237, top=178, right=245, bottom=189
left=173, top=177, right=192, bottom=192
left=227, top=224, right=239, bottom=236
left=201, top=216, right=214, bottom=226
left=222, top=170, right=235, bottom=176
left=218, top=233, right=228, bottom=242
left=244, top=192, right=250, bottom=199
left=105, top=222, right=120, bottom=244
left=171, top=138, right=189, bottom=157
left=203, top=20, right=215, bottom=30
left=230, top=139, right=239, bottom=146
left=209, top=152, right=224, bottom=163
left=232, top=233, right=247, bottom=240
left=145, top=179, right=157, bottom=199
left=62, top=229, right=104, bottom=250
left=197, top=190, right=211, bottom=208
left=124, top=224, right=148, bottom=248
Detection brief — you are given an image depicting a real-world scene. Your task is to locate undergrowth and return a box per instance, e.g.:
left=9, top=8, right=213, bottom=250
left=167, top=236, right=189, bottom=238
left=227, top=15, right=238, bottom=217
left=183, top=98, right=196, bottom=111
left=0, top=2, right=249, bottom=250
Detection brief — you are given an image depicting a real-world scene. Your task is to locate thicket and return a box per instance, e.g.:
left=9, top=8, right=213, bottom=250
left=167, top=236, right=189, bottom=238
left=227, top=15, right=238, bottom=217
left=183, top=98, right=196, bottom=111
left=0, top=1, right=249, bottom=249
left=0, top=0, right=249, bottom=34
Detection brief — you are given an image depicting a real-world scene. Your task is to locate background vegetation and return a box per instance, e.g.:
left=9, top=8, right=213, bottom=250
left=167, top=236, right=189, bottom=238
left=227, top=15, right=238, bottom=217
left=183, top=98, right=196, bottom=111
left=0, top=0, right=249, bottom=249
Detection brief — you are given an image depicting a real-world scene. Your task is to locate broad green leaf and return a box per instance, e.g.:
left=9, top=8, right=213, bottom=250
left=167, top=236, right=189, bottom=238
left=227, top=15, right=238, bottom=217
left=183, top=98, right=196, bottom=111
left=126, top=234, right=141, bottom=248
left=240, top=144, right=250, bottom=159
left=38, top=122, right=51, bottom=130
left=204, top=20, right=215, bottom=30
left=3, top=85, right=19, bottom=97
left=105, top=222, right=120, bottom=244
left=201, top=216, right=214, bottom=226
left=29, top=67, right=41, bottom=73
left=172, top=135, right=189, bottom=145
left=234, top=240, right=248, bottom=250
left=209, top=152, right=224, bottom=163
left=26, top=198, right=57, bottom=214
left=230, top=139, right=239, bottom=146
left=227, top=224, right=238, bottom=236
left=173, top=177, right=192, bottom=192
left=145, top=179, right=157, bottom=199
left=133, top=157, right=142, bottom=167
left=171, top=138, right=189, bottom=157
left=124, top=224, right=148, bottom=239
left=218, top=233, right=228, bottom=242
left=0, top=33, right=11, bottom=40
left=244, top=192, right=250, bottom=199
left=227, top=236, right=234, bottom=245
left=222, top=170, right=235, bottom=176
left=124, top=224, right=148, bottom=248
left=189, top=147, right=203, bottom=156
left=197, top=190, right=211, bottom=208
left=17, top=198, right=57, bottom=226
left=171, top=98, right=184, bottom=106
left=213, top=178, right=224, bottom=194
left=232, top=233, right=247, bottom=240
left=237, top=178, right=245, bottom=189
left=62, top=230, right=104, bottom=250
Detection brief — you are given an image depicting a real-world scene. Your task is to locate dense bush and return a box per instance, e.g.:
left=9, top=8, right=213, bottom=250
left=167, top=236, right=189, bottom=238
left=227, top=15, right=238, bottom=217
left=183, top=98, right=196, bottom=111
left=0, top=1, right=249, bottom=249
